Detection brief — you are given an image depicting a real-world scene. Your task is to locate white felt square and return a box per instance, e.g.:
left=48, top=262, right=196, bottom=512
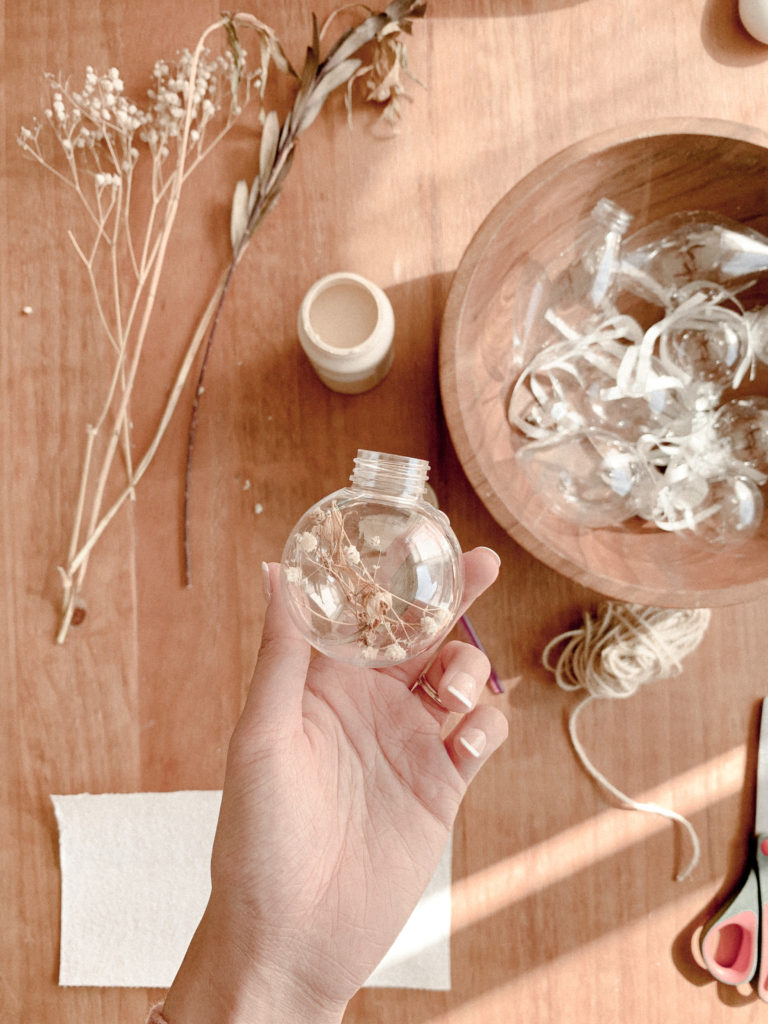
left=52, top=791, right=451, bottom=990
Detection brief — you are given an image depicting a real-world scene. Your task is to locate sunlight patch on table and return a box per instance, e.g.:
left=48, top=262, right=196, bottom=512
left=427, top=878, right=718, bottom=1024
left=451, top=744, right=745, bottom=932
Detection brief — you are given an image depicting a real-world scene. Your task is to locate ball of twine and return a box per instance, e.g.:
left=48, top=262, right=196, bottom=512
left=543, top=601, right=711, bottom=699
left=543, top=601, right=711, bottom=881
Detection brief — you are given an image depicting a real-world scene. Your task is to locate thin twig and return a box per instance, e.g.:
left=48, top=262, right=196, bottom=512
left=56, top=267, right=228, bottom=642
left=182, top=255, right=240, bottom=585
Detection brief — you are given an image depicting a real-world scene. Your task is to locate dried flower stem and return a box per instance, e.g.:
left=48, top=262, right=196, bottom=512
left=58, top=268, right=230, bottom=638
left=59, top=27, right=233, bottom=641
left=20, top=19, right=262, bottom=642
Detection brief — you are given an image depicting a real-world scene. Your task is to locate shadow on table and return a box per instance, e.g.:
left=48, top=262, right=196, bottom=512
left=700, top=0, right=768, bottom=66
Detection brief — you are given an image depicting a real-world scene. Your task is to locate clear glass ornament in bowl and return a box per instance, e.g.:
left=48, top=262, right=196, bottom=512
left=508, top=199, right=768, bottom=544
left=280, top=450, right=464, bottom=667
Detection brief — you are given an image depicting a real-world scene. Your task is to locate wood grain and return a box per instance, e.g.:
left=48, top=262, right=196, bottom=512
left=4, top=2, right=768, bottom=1022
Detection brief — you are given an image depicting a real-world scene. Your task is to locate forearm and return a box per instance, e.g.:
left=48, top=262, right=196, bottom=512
left=158, top=899, right=347, bottom=1024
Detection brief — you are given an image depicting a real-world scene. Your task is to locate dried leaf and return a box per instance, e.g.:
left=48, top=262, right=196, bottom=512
left=230, top=178, right=248, bottom=252
left=297, top=57, right=362, bottom=135
left=248, top=187, right=283, bottom=234
left=247, top=175, right=260, bottom=218
left=323, top=16, right=387, bottom=73
left=257, top=147, right=296, bottom=218
left=230, top=13, right=297, bottom=78
left=278, top=108, right=294, bottom=147
left=257, top=110, right=279, bottom=192
left=300, top=25, right=321, bottom=93
left=247, top=108, right=281, bottom=213
left=271, top=146, right=295, bottom=194
left=289, top=46, right=320, bottom=134
left=312, top=11, right=321, bottom=60
left=385, top=0, right=427, bottom=21
left=264, top=30, right=296, bottom=77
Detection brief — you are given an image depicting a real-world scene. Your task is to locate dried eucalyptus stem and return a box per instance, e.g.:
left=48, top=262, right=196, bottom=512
left=183, top=0, right=426, bottom=586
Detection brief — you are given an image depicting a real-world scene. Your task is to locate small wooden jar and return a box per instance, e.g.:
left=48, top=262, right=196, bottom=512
left=298, top=272, right=395, bottom=394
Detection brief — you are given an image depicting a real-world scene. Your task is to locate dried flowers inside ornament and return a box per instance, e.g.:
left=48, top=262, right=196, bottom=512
left=280, top=451, right=464, bottom=666
left=507, top=200, right=768, bottom=546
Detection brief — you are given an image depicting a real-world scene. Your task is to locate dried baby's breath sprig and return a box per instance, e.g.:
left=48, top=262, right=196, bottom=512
left=284, top=502, right=451, bottom=659
left=19, top=24, right=267, bottom=643
left=184, top=0, right=426, bottom=585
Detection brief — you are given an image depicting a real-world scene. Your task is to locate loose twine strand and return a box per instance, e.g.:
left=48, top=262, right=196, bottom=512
left=542, top=601, right=711, bottom=881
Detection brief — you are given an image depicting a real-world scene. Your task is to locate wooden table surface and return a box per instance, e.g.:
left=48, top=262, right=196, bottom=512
left=4, top=1, right=768, bottom=1021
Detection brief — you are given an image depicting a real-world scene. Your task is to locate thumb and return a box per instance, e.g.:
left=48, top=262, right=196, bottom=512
left=241, top=562, right=311, bottom=730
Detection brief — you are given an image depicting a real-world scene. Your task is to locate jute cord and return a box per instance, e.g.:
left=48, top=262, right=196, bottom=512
left=542, top=601, right=711, bottom=881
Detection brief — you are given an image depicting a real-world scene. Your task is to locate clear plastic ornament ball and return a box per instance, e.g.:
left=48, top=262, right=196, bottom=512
left=280, top=450, right=465, bottom=667
left=687, top=475, right=764, bottom=547
left=516, top=429, right=657, bottom=528
left=661, top=315, right=749, bottom=390
left=714, top=396, right=768, bottom=477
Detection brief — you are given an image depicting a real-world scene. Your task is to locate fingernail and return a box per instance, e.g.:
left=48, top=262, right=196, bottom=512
left=445, top=671, right=475, bottom=710
left=459, top=728, right=487, bottom=759
left=477, top=546, right=501, bottom=567
left=261, top=561, right=272, bottom=603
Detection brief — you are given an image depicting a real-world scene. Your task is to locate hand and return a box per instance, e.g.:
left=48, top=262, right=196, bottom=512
left=162, top=547, right=508, bottom=1024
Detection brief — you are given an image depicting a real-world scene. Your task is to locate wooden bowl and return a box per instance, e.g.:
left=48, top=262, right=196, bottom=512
left=440, top=118, right=768, bottom=608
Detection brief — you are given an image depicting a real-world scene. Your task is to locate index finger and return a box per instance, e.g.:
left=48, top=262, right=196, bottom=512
left=387, top=545, right=501, bottom=686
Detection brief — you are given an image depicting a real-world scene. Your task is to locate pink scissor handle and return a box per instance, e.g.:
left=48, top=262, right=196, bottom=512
left=701, top=867, right=759, bottom=986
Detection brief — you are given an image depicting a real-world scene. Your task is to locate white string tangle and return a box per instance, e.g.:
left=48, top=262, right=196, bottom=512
left=542, top=601, right=711, bottom=881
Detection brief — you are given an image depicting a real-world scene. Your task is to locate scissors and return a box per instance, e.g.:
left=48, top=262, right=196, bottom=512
left=700, top=697, right=768, bottom=999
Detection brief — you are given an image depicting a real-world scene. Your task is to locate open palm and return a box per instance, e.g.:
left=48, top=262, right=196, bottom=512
left=165, top=548, right=507, bottom=1024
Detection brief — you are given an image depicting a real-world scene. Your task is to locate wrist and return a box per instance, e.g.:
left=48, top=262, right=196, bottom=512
left=162, top=899, right=347, bottom=1024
